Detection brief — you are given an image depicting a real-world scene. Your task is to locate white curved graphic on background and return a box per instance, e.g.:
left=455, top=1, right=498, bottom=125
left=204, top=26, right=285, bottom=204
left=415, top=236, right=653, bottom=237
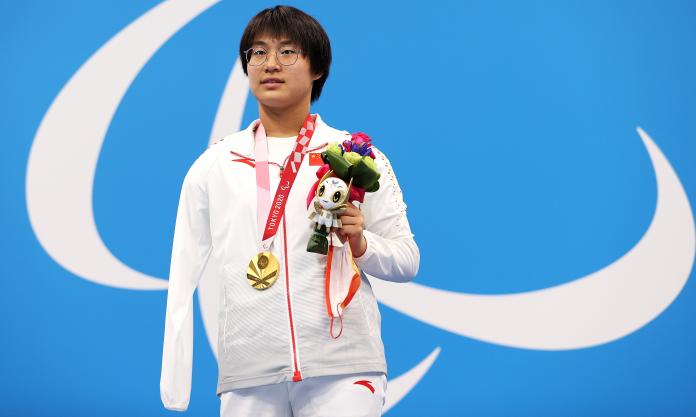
left=25, top=0, right=220, bottom=290
left=371, top=127, right=695, bottom=350
left=207, top=58, right=249, bottom=147
left=382, top=347, right=441, bottom=413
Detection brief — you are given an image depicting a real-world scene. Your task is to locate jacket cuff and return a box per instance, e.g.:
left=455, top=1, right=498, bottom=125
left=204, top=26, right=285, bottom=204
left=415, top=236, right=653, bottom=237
left=164, top=405, right=188, bottom=412
left=352, top=229, right=376, bottom=268
left=163, top=404, right=188, bottom=412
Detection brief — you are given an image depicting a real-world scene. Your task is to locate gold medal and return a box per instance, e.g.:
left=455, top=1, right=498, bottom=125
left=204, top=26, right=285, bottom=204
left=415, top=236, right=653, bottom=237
left=247, top=251, right=280, bottom=290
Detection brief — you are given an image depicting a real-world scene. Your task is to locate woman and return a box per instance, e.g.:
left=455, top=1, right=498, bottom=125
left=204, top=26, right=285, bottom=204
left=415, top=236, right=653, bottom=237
left=160, top=5, right=419, bottom=416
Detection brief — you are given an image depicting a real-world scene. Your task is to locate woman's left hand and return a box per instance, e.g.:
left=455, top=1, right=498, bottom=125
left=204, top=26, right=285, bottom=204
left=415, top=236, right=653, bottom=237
left=334, top=201, right=367, bottom=257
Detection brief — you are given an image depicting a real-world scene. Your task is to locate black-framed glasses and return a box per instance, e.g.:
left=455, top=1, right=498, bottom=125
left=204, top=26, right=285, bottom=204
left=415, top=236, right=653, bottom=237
left=244, top=46, right=304, bottom=66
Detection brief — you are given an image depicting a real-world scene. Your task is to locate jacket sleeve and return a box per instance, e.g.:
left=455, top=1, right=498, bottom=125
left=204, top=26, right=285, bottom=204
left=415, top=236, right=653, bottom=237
left=352, top=146, right=420, bottom=282
left=160, top=150, right=215, bottom=412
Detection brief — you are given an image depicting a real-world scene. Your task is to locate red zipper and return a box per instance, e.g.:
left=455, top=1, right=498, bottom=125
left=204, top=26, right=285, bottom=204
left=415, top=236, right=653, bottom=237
left=282, top=217, right=303, bottom=381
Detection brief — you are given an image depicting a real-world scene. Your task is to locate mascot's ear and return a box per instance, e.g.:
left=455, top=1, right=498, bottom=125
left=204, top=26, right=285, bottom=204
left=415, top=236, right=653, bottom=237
left=345, top=177, right=354, bottom=203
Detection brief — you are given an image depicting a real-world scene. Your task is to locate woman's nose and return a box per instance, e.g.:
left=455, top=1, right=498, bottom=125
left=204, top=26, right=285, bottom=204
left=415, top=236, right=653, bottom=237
left=264, top=51, right=281, bottom=71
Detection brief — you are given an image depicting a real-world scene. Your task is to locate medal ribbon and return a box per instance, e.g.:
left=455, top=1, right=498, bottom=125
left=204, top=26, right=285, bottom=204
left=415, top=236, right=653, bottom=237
left=253, top=114, right=317, bottom=251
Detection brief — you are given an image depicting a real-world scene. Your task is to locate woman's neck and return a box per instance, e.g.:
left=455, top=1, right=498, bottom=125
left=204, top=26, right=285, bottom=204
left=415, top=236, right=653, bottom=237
left=258, top=100, right=311, bottom=138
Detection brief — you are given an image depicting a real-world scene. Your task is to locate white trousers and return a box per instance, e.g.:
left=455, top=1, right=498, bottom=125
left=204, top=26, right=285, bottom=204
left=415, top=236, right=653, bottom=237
left=219, top=371, right=387, bottom=417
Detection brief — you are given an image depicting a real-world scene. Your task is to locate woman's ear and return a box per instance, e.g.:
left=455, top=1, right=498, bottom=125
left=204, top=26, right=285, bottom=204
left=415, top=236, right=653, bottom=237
left=312, top=72, right=323, bottom=81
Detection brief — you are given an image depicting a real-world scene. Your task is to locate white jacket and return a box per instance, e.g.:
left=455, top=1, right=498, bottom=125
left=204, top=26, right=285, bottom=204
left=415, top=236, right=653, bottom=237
left=160, top=114, right=419, bottom=411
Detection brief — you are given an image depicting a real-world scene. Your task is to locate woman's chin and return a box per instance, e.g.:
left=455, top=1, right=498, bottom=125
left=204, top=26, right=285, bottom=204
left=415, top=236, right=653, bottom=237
left=257, top=95, right=293, bottom=109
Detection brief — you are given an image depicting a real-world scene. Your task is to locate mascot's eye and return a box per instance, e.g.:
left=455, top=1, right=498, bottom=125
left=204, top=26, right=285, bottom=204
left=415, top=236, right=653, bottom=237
left=332, top=191, right=342, bottom=203
left=318, top=185, right=325, bottom=196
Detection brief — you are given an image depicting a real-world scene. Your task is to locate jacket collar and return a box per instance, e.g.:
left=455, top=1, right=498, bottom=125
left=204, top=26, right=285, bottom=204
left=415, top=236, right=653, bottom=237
left=241, top=113, right=335, bottom=149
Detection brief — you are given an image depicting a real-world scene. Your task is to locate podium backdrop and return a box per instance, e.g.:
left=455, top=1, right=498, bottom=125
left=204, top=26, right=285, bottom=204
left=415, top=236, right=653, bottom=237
left=3, top=1, right=696, bottom=416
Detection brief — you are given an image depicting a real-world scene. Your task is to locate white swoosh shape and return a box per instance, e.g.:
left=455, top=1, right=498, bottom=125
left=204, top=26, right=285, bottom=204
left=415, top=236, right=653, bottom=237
left=383, top=347, right=441, bottom=414
left=371, top=127, right=695, bottom=350
left=25, top=0, right=220, bottom=289
left=207, top=58, right=249, bottom=147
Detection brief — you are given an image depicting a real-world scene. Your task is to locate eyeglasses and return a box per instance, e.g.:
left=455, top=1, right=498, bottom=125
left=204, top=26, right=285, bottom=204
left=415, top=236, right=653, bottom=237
left=244, top=46, right=304, bottom=66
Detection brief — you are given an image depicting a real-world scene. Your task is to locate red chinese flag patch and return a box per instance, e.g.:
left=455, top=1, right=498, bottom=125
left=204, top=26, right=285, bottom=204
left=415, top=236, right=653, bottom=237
left=309, top=153, right=324, bottom=166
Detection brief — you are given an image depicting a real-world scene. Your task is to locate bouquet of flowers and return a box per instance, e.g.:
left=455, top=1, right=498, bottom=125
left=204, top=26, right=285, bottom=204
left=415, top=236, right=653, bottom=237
left=306, top=132, right=381, bottom=254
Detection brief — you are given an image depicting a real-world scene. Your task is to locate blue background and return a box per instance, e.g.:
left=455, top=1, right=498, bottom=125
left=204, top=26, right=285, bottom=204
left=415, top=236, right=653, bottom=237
left=2, top=1, right=696, bottom=415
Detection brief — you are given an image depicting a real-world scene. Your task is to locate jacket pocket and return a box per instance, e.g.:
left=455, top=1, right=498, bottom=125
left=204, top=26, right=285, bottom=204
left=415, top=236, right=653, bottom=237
left=219, top=262, right=291, bottom=378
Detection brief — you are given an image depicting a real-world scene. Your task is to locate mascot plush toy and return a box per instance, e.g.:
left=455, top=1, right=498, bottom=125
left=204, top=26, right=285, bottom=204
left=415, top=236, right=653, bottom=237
left=307, top=173, right=352, bottom=254
left=306, top=135, right=380, bottom=254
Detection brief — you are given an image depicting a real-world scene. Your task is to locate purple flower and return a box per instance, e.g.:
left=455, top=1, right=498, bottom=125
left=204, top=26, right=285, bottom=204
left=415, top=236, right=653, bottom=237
left=347, top=132, right=376, bottom=157
left=339, top=132, right=376, bottom=159
left=351, top=132, right=372, bottom=146
left=342, top=140, right=352, bottom=153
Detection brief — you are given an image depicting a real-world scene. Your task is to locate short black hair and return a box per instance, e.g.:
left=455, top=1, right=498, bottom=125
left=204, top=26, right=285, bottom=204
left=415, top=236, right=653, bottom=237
left=239, top=5, right=332, bottom=103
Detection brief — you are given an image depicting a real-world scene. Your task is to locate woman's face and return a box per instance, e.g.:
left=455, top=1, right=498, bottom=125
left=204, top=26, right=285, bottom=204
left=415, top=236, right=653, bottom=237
left=246, top=34, right=321, bottom=109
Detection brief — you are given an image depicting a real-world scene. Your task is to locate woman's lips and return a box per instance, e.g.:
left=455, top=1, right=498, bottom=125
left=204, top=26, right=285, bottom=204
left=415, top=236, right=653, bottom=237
left=261, top=78, right=284, bottom=89
left=261, top=81, right=283, bottom=88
